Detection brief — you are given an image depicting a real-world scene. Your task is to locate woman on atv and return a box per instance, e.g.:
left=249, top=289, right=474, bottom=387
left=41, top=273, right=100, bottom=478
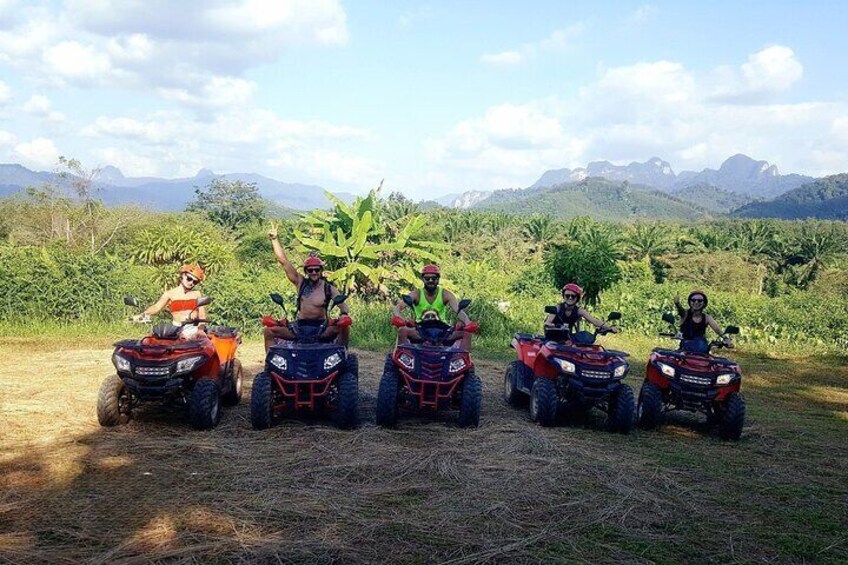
left=133, top=264, right=208, bottom=339
left=673, top=290, right=733, bottom=349
left=264, top=223, right=351, bottom=352
left=544, top=283, right=619, bottom=338
left=391, top=264, right=476, bottom=350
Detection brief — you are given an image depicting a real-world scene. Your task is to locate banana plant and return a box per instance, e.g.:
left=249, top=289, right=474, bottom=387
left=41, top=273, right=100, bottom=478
left=294, top=188, right=446, bottom=296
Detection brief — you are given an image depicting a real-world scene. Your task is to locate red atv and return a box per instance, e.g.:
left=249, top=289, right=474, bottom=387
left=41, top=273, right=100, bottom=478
left=505, top=310, right=635, bottom=433
left=98, top=296, right=243, bottom=430
left=376, top=296, right=481, bottom=428
left=251, top=292, right=358, bottom=430
left=637, top=313, right=744, bottom=440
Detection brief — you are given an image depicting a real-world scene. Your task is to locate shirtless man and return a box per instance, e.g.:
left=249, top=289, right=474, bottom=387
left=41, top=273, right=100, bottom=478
left=133, top=264, right=207, bottom=339
left=264, top=223, right=350, bottom=352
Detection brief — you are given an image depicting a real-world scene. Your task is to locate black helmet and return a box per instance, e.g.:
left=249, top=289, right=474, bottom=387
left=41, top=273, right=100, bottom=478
left=688, top=290, right=708, bottom=308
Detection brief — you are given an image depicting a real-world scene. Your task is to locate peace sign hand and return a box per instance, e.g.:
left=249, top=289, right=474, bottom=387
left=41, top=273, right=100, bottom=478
left=268, top=222, right=279, bottom=240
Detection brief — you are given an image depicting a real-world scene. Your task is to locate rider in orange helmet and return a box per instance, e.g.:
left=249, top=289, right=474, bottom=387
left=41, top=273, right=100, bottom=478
left=544, top=283, right=618, bottom=337
left=133, top=264, right=208, bottom=339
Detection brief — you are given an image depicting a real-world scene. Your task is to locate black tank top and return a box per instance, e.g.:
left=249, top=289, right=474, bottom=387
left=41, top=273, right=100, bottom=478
left=552, top=303, right=581, bottom=330
left=681, top=312, right=707, bottom=340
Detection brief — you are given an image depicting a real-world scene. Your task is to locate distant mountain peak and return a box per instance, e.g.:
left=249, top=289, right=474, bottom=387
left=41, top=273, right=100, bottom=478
left=195, top=168, right=216, bottom=178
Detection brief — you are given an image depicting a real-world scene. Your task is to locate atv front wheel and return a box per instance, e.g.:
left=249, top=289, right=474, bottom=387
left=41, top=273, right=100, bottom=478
left=718, top=392, right=745, bottom=441
left=637, top=382, right=664, bottom=430
left=222, top=359, right=244, bottom=406
left=347, top=353, right=359, bottom=377
left=189, top=378, right=221, bottom=430
left=375, top=356, right=400, bottom=427
left=503, top=361, right=524, bottom=407
left=530, top=378, right=558, bottom=427
left=608, top=383, right=636, bottom=434
left=458, top=371, right=482, bottom=428
left=333, top=371, right=359, bottom=430
left=97, top=374, right=131, bottom=426
left=250, top=372, right=274, bottom=430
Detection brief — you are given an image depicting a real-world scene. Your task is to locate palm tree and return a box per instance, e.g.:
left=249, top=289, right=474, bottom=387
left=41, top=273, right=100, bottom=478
left=626, top=222, right=670, bottom=262
left=522, top=214, right=557, bottom=253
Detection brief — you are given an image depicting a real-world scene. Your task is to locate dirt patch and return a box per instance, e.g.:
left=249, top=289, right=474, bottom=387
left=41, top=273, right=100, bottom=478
left=0, top=342, right=846, bottom=563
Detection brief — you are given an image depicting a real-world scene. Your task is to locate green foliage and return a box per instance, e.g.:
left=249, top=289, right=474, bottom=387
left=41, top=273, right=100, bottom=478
left=128, top=222, right=236, bottom=279
left=294, top=187, right=446, bottom=297
left=665, top=252, right=766, bottom=294
left=735, top=173, right=848, bottom=219
left=187, top=178, right=266, bottom=232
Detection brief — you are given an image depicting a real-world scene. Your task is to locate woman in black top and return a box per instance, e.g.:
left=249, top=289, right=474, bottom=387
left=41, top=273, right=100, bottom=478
left=544, top=283, right=617, bottom=334
left=674, top=290, right=732, bottom=346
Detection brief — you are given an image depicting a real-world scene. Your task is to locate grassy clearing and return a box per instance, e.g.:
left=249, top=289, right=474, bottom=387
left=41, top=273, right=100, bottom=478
left=0, top=336, right=846, bottom=563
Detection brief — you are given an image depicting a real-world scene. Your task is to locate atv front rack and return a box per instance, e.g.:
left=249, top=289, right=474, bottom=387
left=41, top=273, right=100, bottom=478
left=113, top=338, right=207, bottom=354
left=270, top=370, right=338, bottom=411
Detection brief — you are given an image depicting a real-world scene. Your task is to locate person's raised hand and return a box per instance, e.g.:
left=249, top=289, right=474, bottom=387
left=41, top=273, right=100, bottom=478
left=268, top=222, right=279, bottom=240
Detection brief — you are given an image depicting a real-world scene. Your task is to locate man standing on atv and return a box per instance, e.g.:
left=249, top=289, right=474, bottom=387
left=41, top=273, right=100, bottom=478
left=391, top=264, right=475, bottom=349
left=674, top=290, right=733, bottom=348
left=265, top=223, right=350, bottom=352
left=544, top=283, right=619, bottom=337
left=133, top=264, right=208, bottom=339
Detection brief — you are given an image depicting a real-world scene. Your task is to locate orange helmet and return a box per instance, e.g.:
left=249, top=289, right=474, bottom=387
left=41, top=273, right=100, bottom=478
left=179, top=264, right=205, bottom=282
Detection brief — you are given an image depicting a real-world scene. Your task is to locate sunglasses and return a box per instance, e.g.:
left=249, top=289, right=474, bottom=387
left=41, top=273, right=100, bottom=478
left=305, top=267, right=323, bottom=274
left=689, top=298, right=704, bottom=304
left=183, top=274, right=199, bottom=284
left=423, top=276, right=439, bottom=282
left=563, top=293, right=578, bottom=299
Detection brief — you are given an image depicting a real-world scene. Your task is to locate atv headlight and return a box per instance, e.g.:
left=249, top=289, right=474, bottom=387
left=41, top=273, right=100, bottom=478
left=175, top=355, right=204, bottom=374
left=324, top=353, right=342, bottom=370
left=716, top=373, right=735, bottom=386
left=113, top=353, right=131, bottom=373
left=270, top=354, right=287, bottom=371
left=448, top=357, right=467, bottom=373
left=657, top=362, right=675, bottom=377
left=398, top=352, right=415, bottom=371
left=555, top=359, right=576, bottom=373
left=613, top=365, right=627, bottom=378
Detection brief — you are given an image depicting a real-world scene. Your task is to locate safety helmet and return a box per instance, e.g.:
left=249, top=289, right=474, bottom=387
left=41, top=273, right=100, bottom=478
left=303, top=252, right=325, bottom=269
left=179, top=264, right=205, bottom=282
left=561, top=283, right=583, bottom=297
left=688, top=290, right=708, bottom=308
left=421, top=264, right=441, bottom=276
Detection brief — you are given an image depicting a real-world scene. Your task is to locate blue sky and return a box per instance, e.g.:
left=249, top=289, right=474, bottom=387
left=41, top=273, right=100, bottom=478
left=0, top=0, right=846, bottom=199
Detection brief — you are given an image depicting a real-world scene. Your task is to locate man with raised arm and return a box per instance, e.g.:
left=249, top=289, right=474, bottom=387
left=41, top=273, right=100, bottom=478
left=264, top=223, right=350, bottom=352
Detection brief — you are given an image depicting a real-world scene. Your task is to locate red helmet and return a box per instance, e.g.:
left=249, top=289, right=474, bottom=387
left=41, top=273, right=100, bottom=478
left=561, top=283, right=583, bottom=297
left=421, top=264, right=441, bottom=276
left=303, top=253, right=325, bottom=269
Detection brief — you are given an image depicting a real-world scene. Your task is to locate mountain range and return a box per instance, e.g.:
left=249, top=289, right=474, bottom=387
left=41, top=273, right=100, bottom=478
left=0, top=164, right=354, bottom=211
left=440, top=154, right=816, bottom=211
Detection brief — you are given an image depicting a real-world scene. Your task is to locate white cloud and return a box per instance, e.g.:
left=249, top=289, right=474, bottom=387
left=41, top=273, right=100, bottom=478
left=481, top=24, right=583, bottom=66
left=0, top=130, right=16, bottom=146
left=0, top=79, right=10, bottom=104
left=428, top=46, right=848, bottom=190
left=78, top=106, right=379, bottom=185
left=628, top=4, right=658, bottom=24
left=12, top=137, right=60, bottom=167
left=23, top=94, right=50, bottom=114
left=0, top=1, right=348, bottom=104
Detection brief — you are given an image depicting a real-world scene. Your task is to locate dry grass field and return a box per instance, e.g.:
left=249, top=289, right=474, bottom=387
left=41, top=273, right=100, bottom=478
left=1, top=337, right=846, bottom=564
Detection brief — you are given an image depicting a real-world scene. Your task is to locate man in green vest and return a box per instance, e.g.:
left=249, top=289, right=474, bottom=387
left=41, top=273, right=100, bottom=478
left=391, top=264, right=475, bottom=349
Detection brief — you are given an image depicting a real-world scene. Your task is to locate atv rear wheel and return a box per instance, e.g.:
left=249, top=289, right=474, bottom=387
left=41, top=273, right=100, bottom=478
left=530, top=378, right=558, bottom=427
left=333, top=371, right=359, bottom=430
left=637, top=382, right=664, bottom=430
left=97, top=374, right=131, bottom=426
left=458, top=371, right=482, bottom=428
left=608, top=383, right=636, bottom=434
left=222, top=359, right=243, bottom=406
left=189, top=378, right=221, bottom=430
left=503, top=361, right=524, bottom=407
left=375, top=355, right=400, bottom=427
left=718, top=392, right=745, bottom=441
left=250, top=372, right=274, bottom=430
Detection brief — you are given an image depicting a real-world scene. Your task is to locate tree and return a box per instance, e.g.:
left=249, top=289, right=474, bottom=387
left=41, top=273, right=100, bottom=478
left=522, top=214, right=556, bottom=253
left=294, top=186, right=446, bottom=297
left=187, top=178, right=265, bottom=233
